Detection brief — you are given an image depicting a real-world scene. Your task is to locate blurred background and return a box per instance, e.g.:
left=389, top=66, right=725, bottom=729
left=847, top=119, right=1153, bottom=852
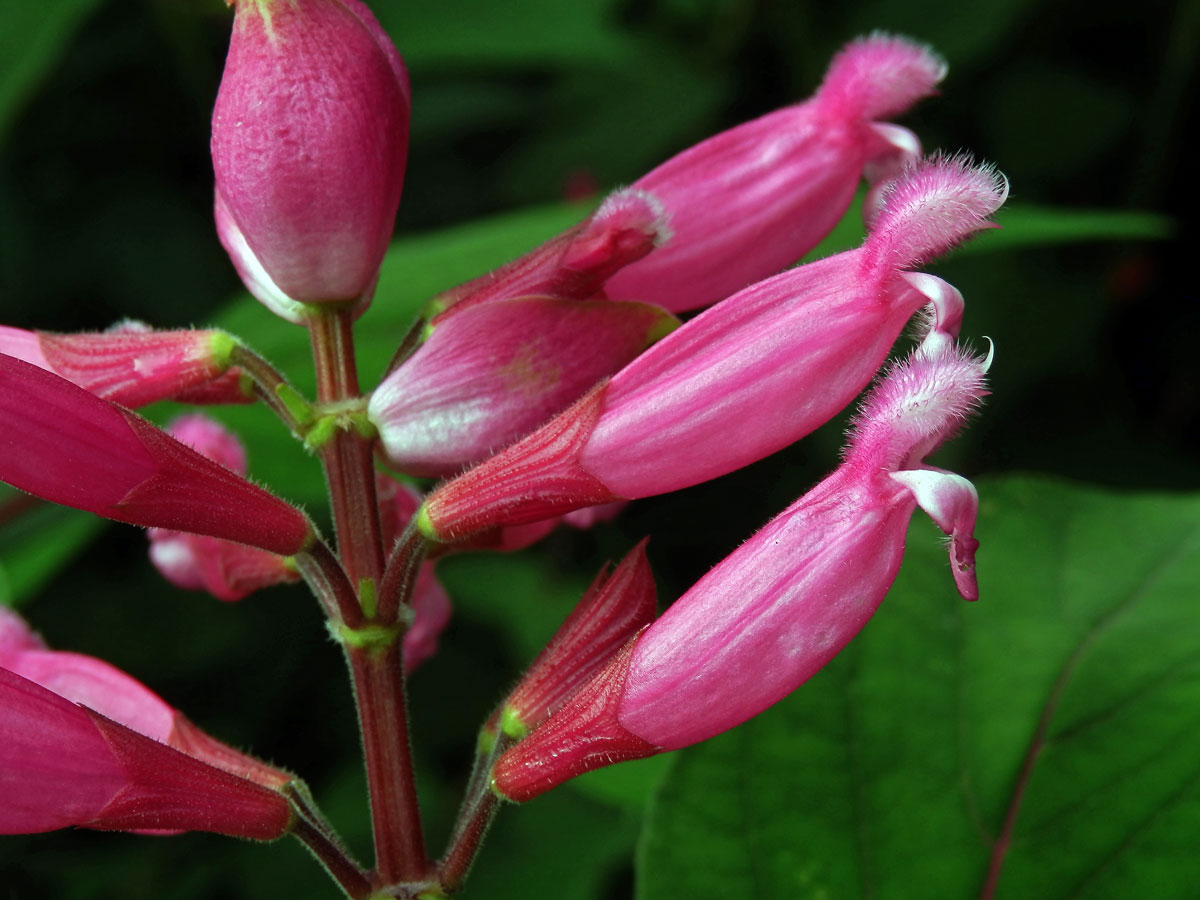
left=0, top=0, right=1193, bottom=897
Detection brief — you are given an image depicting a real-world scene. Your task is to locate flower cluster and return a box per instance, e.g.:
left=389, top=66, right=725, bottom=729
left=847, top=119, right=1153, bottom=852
left=0, top=3, right=1001, bottom=896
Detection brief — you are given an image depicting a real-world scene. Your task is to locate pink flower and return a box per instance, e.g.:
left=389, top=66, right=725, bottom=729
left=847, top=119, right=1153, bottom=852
left=369, top=296, right=677, bottom=476
left=211, top=0, right=410, bottom=318
left=430, top=188, right=670, bottom=319
left=492, top=339, right=989, bottom=801
left=147, top=415, right=301, bottom=601
left=0, top=609, right=291, bottom=837
left=0, top=355, right=312, bottom=555
left=419, top=155, right=1005, bottom=543
left=0, top=322, right=248, bottom=408
left=602, top=33, right=946, bottom=313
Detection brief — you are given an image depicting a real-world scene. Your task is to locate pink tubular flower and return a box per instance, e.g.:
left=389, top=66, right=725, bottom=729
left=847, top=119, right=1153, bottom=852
left=491, top=340, right=989, bottom=801
left=148, top=415, right=301, bottom=601
left=429, top=188, right=671, bottom=319
left=369, top=296, right=678, bottom=476
left=0, top=355, right=312, bottom=555
left=211, top=0, right=410, bottom=319
left=602, top=33, right=946, bottom=313
left=0, top=609, right=291, bottom=837
left=419, top=155, right=1005, bottom=543
left=0, top=323, right=249, bottom=408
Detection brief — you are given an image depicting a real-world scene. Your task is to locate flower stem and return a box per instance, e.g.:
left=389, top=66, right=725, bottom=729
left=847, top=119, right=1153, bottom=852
left=348, top=642, right=428, bottom=884
left=291, top=812, right=376, bottom=900
left=294, top=539, right=363, bottom=627
left=438, top=730, right=513, bottom=893
left=307, top=305, right=427, bottom=885
left=307, top=308, right=386, bottom=587
left=227, top=339, right=314, bottom=437
left=378, top=519, right=427, bottom=624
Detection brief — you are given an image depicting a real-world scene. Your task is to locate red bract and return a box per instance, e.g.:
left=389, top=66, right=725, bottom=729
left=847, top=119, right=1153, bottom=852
left=211, top=0, right=410, bottom=317
left=429, top=188, right=670, bottom=318
left=500, top=541, right=656, bottom=738
left=0, top=355, right=312, bottom=555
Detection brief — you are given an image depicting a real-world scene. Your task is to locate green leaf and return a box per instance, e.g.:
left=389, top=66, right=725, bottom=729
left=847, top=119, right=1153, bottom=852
left=373, top=0, right=632, bottom=70
left=963, top=205, right=1175, bottom=254
left=0, top=0, right=104, bottom=143
left=0, top=499, right=104, bottom=608
left=801, top=200, right=1171, bottom=267
left=637, top=476, right=1200, bottom=899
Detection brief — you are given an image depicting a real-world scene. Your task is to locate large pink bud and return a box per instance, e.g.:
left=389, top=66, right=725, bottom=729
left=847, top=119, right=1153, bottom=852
left=211, top=0, right=410, bottom=319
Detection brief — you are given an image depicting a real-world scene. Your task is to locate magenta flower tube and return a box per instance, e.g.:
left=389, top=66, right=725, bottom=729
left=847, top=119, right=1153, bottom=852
left=491, top=340, right=989, bottom=801
left=603, top=33, right=946, bottom=313
left=0, top=610, right=292, bottom=836
left=211, top=0, right=410, bottom=318
left=0, top=355, right=312, bottom=555
left=421, top=155, right=1005, bottom=543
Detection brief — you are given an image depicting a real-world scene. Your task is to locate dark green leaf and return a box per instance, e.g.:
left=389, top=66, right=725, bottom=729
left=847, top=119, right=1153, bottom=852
left=0, top=500, right=104, bottom=607
left=374, top=0, right=632, bottom=70
left=0, top=0, right=105, bottom=143
left=966, top=205, right=1175, bottom=253
left=638, top=476, right=1200, bottom=899
left=846, top=0, right=1041, bottom=64
left=803, top=201, right=1171, bottom=266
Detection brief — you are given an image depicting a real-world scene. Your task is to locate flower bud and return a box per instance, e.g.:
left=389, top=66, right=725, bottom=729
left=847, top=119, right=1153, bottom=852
left=211, top=0, right=410, bottom=318
left=420, top=155, right=1005, bottom=543
left=0, top=609, right=292, bottom=837
left=369, top=296, right=677, bottom=476
left=0, top=323, right=249, bottom=408
left=501, top=541, right=656, bottom=740
left=492, top=340, right=989, bottom=800
left=603, top=33, right=946, bottom=312
left=0, top=669, right=292, bottom=838
left=0, top=355, right=312, bottom=555
left=430, top=188, right=670, bottom=320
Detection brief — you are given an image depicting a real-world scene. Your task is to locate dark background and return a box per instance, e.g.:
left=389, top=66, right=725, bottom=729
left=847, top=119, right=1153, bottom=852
left=0, top=0, right=1194, bottom=896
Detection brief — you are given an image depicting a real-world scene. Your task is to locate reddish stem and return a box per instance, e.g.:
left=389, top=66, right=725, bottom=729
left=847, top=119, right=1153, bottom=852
left=438, top=730, right=513, bottom=893
left=308, top=309, right=385, bottom=587
left=291, top=812, right=375, bottom=900
left=348, top=643, right=428, bottom=884
left=308, top=307, right=427, bottom=884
